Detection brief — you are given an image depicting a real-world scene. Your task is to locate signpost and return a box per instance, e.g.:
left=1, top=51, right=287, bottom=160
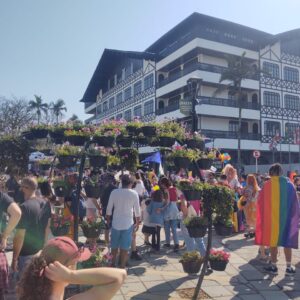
left=180, top=98, right=193, bottom=116
left=253, top=150, right=260, bottom=173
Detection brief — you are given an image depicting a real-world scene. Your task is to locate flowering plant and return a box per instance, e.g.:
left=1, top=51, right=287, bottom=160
left=38, top=158, right=52, bottom=165
left=56, top=144, right=81, bottom=156
left=176, top=179, right=203, bottom=191
left=209, top=249, right=230, bottom=262
left=199, top=149, right=218, bottom=159
left=170, top=145, right=200, bottom=161
left=81, top=217, right=106, bottom=230
left=94, top=127, right=124, bottom=138
left=86, top=147, right=109, bottom=157
left=179, top=251, right=204, bottom=263
left=80, top=248, right=113, bottom=268
left=64, top=128, right=91, bottom=137
left=50, top=214, right=73, bottom=229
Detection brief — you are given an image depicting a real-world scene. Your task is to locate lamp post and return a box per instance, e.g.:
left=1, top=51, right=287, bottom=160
left=187, top=78, right=202, bottom=132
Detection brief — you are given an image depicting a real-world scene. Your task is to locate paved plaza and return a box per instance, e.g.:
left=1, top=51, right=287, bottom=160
left=4, top=230, right=300, bottom=299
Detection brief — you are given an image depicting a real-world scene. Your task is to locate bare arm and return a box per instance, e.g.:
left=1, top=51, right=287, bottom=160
left=44, top=218, right=51, bottom=245
left=12, top=229, right=25, bottom=271
left=91, top=198, right=101, bottom=212
left=45, top=261, right=126, bottom=300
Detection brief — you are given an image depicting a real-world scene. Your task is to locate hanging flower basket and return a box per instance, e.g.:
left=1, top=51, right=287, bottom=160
left=181, top=260, right=202, bottom=274
left=116, top=136, right=133, bottom=148
left=174, top=157, right=191, bottom=169
left=182, top=190, right=202, bottom=201
left=93, top=136, right=115, bottom=147
left=30, top=128, right=49, bottom=139
left=58, top=155, right=78, bottom=168
left=185, top=139, right=205, bottom=150
left=88, top=155, right=107, bottom=168
left=186, top=225, right=207, bottom=238
left=141, top=126, right=156, bottom=137
left=197, top=158, right=213, bottom=170
left=209, top=260, right=228, bottom=271
left=126, top=125, right=139, bottom=136
left=65, top=135, right=87, bottom=146
left=158, top=137, right=175, bottom=147
left=51, top=225, right=70, bottom=237
left=84, top=184, right=101, bottom=198
left=214, top=223, right=232, bottom=236
left=38, top=181, right=52, bottom=197
left=53, top=180, right=70, bottom=198
left=81, top=226, right=102, bottom=239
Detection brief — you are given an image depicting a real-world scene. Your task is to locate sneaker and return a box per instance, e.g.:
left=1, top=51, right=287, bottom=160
left=163, top=243, right=171, bottom=248
left=130, top=251, right=142, bottom=261
left=286, top=267, right=296, bottom=276
left=173, top=244, right=179, bottom=252
left=264, top=265, right=278, bottom=275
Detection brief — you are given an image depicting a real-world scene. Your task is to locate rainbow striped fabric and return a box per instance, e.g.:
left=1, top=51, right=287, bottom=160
left=255, top=176, right=299, bottom=249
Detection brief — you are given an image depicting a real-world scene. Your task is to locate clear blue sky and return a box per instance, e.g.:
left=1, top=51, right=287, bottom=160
left=1, top=0, right=299, bottom=121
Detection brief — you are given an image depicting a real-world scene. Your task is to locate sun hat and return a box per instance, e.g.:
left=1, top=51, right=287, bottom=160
left=43, top=236, right=91, bottom=263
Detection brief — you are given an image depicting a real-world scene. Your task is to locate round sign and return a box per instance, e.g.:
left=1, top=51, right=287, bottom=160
left=253, top=150, right=261, bottom=159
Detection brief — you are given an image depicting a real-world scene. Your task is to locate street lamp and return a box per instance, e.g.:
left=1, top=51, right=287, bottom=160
left=187, top=78, right=202, bottom=132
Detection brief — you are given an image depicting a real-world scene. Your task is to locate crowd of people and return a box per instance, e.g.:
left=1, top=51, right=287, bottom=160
left=0, top=161, right=299, bottom=299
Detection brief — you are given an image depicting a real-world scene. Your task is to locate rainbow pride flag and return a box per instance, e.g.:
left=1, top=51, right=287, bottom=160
left=255, top=176, right=299, bottom=249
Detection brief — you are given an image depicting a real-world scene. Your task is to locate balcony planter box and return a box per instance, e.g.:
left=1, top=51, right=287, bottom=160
left=185, top=139, right=205, bottom=150
left=197, top=158, right=213, bottom=170
left=84, top=184, right=101, bottom=198
left=158, top=137, right=175, bottom=147
left=58, top=155, right=78, bottom=168
left=65, top=135, right=87, bottom=146
left=182, top=190, right=201, bottom=201
left=88, top=155, right=107, bottom=168
left=81, top=227, right=103, bottom=239
left=214, top=223, right=232, bottom=236
left=30, top=128, right=49, bottom=139
left=174, top=157, right=191, bottom=169
left=116, top=136, right=132, bottom=148
left=93, top=136, right=115, bottom=147
left=181, top=260, right=202, bottom=274
left=141, top=126, right=156, bottom=137
left=186, top=225, right=207, bottom=238
left=38, top=181, right=52, bottom=197
left=209, top=260, right=228, bottom=271
left=51, top=225, right=70, bottom=237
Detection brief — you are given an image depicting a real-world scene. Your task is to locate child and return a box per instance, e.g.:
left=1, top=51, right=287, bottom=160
left=141, top=198, right=156, bottom=246
left=147, top=190, right=165, bottom=251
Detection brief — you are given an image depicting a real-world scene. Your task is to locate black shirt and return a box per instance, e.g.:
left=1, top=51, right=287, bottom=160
left=101, top=184, right=116, bottom=215
left=17, top=199, right=51, bottom=256
left=0, top=192, right=13, bottom=232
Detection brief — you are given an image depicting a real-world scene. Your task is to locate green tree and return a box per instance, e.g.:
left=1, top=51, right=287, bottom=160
left=28, top=95, right=48, bottom=124
left=51, top=99, right=67, bottom=124
left=218, top=52, right=259, bottom=173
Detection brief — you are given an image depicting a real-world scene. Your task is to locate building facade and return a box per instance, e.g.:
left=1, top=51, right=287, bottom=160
left=81, top=13, right=300, bottom=166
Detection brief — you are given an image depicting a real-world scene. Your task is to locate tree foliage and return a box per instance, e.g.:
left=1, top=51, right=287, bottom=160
left=28, top=95, right=48, bottom=124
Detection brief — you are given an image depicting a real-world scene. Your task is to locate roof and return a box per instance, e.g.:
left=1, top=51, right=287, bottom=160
left=80, top=49, right=156, bottom=103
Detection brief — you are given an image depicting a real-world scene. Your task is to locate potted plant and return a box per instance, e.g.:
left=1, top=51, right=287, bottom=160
left=107, top=155, right=121, bottom=171
left=140, top=122, right=158, bottom=137
left=86, top=147, right=108, bottom=168
left=81, top=217, right=106, bottom=239
left=119, top=148, right=138, bottom=171
left=49, top=124, right=70, bottom=144
left=50, top=213, right=73, bottom=237
left=116, top=134, right=133, bottom=148
left=84, top=176, right=101, bottom=198
left=213, top=217, right=233, bottom=236
left=184, top=131, right=205, bottom=150
left=93, top=128, right=121, bottom=147
left=125, top=119, right=142, bottom=135
left=183, top=216, right=208, bottom=238
left=30, top=124, right=49, bottom=139
left=53, top=178, right=71, bottom=197
left=179, top=251, right=204, bottom=274
left=177, top=179, right=203, bottom=201
left=56, top=145, right=80, bottom=168
left=37, top=177, right=52, bottom=196
left=209, top=249, right=230, bottom=271
left=170, top=145, right=200, bottom=168
left=197, top=149, right=217, bottom=170
left=79, top=248, right=113, bottom=269
left=64, top=128, right=90, bottom=146
left=135, top=133, right=148, bottom=145
left=38, top=158, right=52, bottom=171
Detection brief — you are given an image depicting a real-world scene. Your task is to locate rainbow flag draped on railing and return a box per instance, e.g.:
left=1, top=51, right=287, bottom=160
left=255, top=176, right=299, bottom=249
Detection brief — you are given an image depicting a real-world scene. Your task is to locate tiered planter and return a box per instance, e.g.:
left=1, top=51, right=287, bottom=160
left=39, top=163, right=51, bottom=171
left=209, top=260, right=228, bottom=271
left=174, top=157, right=191, bottom=169
left=116, top=136, right=132, bottom=147
left=38, top=181, right=52, bottom=197
left=182, top=190, right=202, bottom=201
left=49, top=130, right=65, bottom=144
left=141, top=126, right=156, bottom=137
left=126, top=125, right=139, bottom=136
left=185, top=139, right=205, bottom=150
left=158, top=137, right=175, bottom=147
left=30, top=128, right=49, bottom=139
left=53, top=183, right=70, bottom=198
left=93, top=136, right=115, bottom=147
left=84, top=184, right=101, bottom=198
left=186, top=226, right=207, bottom=238
left=136, top=136, right=148, bottom=145
left=88, top=155, right=107, bottom=168
left=58, top=155, right=78, bottom=168
left=65, top=135, right=87, bottom=146
left=197, top=158, right=213, bottom=170
left=181, top=260, right=202, bottom=274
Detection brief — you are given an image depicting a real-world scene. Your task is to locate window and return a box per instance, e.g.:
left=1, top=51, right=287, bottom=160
left=224, top=32, right=236, bottom=39
left=124, top=109, right=131, bottom=121
left=285, top=123, right=298, bottom=138
left=285, top=94, right=300, bottom=110
left=229, top=121, right=248, bottom=133
left=116, top=113, right=122, bottom=120
left=263, top=62, right=279, bottom=78
left=144, top=73, right=154, bottom=90
left=134, top=81, right=142, bottom=96
left=264, top=92, right=280, bottom=107
left=116, top=92, right=122, bottom=105
left=124, top=87, right=132, bottom=101
left=144, top=99, right=154, bottom=115
left=103, top=101, right=108, bottom=112
left=125, top=64, right=132, bottom=78
left=284, top=67, right=299, bottom=82
left=134, top=105, right=142, bottom=117
left=264, top=121, right=280, bottom=136
left=109, top=97, right=114, bottom=109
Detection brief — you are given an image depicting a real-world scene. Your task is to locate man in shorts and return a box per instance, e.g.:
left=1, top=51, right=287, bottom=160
left=106, top=175, right=141, bottom=268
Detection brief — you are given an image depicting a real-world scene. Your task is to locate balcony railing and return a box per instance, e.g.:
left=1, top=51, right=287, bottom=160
left=156, top=99, right=180, bottom=115
left=201, top=129, right=260, bottom=140
left=157, top=62, right=259, bottom=88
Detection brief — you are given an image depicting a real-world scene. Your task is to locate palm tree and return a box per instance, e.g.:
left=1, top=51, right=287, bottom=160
left=51, top=99, right=67, bottom=124
left=28, top=95, right=48, bottom=124
left=68, top=114, right=83, bottom=125
left=218, top=52, right=259, bottom=174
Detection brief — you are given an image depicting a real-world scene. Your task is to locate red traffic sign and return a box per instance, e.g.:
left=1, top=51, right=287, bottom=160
left=253, top=150, right=261, bottom=159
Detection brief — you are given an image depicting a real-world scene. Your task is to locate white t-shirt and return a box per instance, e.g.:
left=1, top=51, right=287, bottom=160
left=85, top=197, right=99, bottom=209
left=106, top=188, right=141, bottom=230
left=134, top=180, right=146, bottom=196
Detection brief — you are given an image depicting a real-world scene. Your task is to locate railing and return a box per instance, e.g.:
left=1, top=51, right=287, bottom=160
left=156, top=99, right=180, bottom=115
left=157, top=62, right=259, bottom=88
left=201, top=129, right=260, bottom=140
